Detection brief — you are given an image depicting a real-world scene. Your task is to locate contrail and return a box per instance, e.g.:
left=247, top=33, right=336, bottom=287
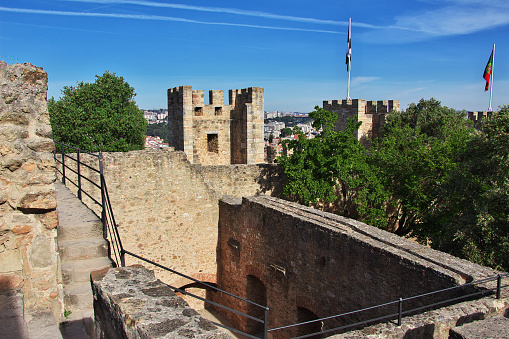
left=59, top=0, right=381, bottom=28
left=0, top=6, right=342, bottom=34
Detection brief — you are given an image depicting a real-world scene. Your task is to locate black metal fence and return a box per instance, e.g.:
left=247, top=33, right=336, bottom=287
left=53, top=140, right=508, bottom=339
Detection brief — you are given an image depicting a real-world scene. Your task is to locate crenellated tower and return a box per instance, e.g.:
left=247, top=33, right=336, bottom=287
left=323, top=98, right=400, bottom=147
left=168, top=86, right=264, bottom=165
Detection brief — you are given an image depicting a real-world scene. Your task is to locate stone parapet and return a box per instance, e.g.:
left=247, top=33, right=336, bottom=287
left=0, top=61, right=62, bottom=321
left=92, top=266, right=232, bottom=339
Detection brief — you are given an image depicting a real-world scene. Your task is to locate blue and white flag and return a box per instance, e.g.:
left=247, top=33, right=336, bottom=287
left=346, top=18, right=352, bottom=72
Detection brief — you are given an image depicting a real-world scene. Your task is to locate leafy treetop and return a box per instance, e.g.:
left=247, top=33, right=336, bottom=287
left=48, top=71, right=147, bottom=152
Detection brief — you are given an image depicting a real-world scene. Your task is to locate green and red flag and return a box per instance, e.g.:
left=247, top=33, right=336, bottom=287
left=483, top=49, right=494, bottom=92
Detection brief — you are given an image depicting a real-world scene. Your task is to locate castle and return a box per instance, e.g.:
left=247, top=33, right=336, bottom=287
left=1, top=62, right=507, bottom=338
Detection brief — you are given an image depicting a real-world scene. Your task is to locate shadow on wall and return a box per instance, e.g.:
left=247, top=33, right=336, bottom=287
left=254, top=164, right=286, bottom=198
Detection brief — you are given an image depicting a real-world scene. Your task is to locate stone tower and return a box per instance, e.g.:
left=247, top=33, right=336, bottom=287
left=323, top=99, right=400, bottom=147
left=167, top=86, right=264, bottom=165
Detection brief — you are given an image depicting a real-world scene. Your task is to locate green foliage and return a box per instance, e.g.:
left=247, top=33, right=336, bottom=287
left=48, top=71, right=147, bottom=152
left=280, top=127, right=293, bottom=138
left=427, top=106, right=509, bottom=270
left=277, top=106, right=388, bottom=226
left=146, top=122, right=169, bottom=143
left=370, top=98, right=473, bottom=235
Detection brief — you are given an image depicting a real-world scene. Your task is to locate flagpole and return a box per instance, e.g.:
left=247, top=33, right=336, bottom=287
left=347, top=63, right=351, bottom=100
left=489, top=43, right=495, bottom=111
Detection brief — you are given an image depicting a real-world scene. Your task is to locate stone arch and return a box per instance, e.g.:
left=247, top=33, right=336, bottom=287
left=296, top=307, right=323, bottom=339
left=246, top=275, right=267, bottom=335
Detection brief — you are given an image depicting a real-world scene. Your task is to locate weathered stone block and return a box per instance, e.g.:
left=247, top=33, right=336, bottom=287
left=0, top=250, right=22, bottom=273
left=19, top=190, right=57, bottom=210
left=30, top=235, right=53, bottom=268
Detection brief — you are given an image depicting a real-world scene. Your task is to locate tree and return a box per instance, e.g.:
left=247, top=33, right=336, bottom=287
left=280, top=127, right=293, bottom=138
left=427, top=106, right=509, bottom=270
left=48, top=71, right=147, bottom=152
left=369, top=98, right=473, bottom=236
left=146, top=122, right=169, bottom=143
left=277, top=106, right=388, bottom=226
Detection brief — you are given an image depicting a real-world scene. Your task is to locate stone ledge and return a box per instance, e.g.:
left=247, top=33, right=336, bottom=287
left=450, top=315, right=509, bottom=339
left=92, top=266, right=233, bottom=339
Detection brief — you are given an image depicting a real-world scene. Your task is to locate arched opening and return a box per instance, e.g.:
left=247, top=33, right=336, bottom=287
left=296, top=307, right=322, bottom=339
left=246, top=275, right=267, bottom=335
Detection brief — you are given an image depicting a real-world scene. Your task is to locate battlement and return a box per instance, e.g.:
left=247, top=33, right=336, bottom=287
left=168, top=86, right=264, bottom=165
left=467, top=111, right=492, bottom=129
left=323, top=98, right=400, bottom=147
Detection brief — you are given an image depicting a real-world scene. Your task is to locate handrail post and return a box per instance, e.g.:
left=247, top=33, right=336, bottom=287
left=99, top=151, right=107, bottom=239
left=497, top=274, right=502, bottom=299
left=61, top=143, right=66, bottom=185
left=398, top=298, right=403, bottom=326
left=263, top=307, right=269, bottom=339
left=77, top=149, right=82, bottom=201
left=121, top=250, right=126, bottom=267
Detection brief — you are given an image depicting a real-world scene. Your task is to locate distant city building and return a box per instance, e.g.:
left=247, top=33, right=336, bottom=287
left=144, top=109, right=168, bottom=124
left=145, top=135, right=169, bottom=149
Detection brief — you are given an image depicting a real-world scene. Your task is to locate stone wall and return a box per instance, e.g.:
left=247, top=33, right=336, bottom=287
left=168, top=86, right=264, bottom=165
left=92, top=266, right=232, bottom=339
left=0, top=62, right=62, bottom=319
left=211, top=195, right=506, bottom=338
left=323, top=99, right=400, bottom=147
left=58, top=149, right=285, bottom=290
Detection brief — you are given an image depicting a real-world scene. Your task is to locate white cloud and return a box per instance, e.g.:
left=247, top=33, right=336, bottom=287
left=361, top=0, right=509, bottom=43
left=351, top=76, right=380, bottom=86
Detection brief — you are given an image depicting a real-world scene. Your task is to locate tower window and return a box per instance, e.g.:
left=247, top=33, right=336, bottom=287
left=207, top=134, right=218, bottom=153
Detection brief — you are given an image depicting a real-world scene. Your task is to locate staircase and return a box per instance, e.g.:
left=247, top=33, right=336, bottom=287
left=55, top=181, right=112, bottom=338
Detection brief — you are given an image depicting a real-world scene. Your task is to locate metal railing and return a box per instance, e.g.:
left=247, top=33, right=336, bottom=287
left=53, top=140, right=268, bottom=339
left=269, top=273, right=508, bottom=339
left=53, top=140, right=509, bottom=339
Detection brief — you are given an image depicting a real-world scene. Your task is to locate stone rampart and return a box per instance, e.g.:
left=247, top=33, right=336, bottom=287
left=0, top=62, right=62, bottom=320
left=58, top=149, right=285, bottom=290
left=92, top=266, right=232, bottom=339
left=211, top=195, right=507, bottom=338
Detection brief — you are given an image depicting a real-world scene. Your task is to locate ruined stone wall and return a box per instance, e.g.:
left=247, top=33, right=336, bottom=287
left=211, top=195, right=502, bottom=338
left=0, top=62, right=62, bottom=319
left=323, top=99, right=399, bottom=147
left=60, top=149, right=285, bottom=290
left=168, top=86, right=264, bottom=166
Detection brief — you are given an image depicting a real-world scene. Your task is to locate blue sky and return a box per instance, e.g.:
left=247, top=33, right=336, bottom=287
left=1, top=0, right=508, bottom=112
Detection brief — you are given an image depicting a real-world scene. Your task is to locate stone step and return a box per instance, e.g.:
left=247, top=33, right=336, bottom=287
left=64, top=282, right=93, bottom=309
left=61, top=257, right=112, bottom=285
left=59, top=238, right=109, bottom=262
left=26, top=310, right=63, bottom=339
left=60, top=309, right=94, bottom=339
left=57, top=219, right=104, bottom=242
